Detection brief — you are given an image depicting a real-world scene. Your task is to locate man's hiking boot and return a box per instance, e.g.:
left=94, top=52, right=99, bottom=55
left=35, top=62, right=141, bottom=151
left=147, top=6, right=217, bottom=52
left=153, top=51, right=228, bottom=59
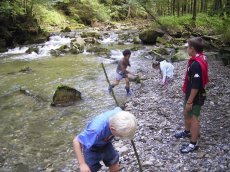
left=180, top=143, right=199, bottom=153
left=174, top=131, right=191, bottom=139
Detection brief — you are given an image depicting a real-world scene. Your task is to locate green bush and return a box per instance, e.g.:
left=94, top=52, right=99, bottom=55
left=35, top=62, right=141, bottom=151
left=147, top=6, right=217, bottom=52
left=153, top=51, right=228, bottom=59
left=34, top=5, right=68, bottom=30
left=159, top=14, right=230, bottom=42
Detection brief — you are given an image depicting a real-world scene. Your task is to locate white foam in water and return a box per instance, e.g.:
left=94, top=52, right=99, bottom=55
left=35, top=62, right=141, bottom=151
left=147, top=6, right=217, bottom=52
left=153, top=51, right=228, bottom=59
left=0, top=35, right=71, bottom=60
left=110, top=50, right=122, bottom=60
left=3, top=47, right=29, bottom=55
left=100, top=32, right=118, bottom=44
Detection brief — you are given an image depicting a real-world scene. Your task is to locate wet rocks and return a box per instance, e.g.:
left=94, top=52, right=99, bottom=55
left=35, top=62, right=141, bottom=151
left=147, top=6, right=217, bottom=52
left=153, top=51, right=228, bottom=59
left=139, top=29, right=165, bottom=45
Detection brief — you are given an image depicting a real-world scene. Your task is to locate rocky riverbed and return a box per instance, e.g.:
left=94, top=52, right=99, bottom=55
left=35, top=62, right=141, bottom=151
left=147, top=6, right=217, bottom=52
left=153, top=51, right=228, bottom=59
left=98, top=59, right=230, bottom=172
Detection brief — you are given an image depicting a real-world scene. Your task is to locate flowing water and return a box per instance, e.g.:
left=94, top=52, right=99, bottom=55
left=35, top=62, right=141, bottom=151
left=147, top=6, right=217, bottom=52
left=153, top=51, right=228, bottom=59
left=1, top=30, right=228, bottom=172
left=0, top=32, right=149, bottom=171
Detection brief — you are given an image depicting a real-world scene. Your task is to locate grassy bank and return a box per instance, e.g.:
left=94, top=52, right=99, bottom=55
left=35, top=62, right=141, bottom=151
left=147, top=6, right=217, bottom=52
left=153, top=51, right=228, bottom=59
left=159, top=14, right=230, bottom=42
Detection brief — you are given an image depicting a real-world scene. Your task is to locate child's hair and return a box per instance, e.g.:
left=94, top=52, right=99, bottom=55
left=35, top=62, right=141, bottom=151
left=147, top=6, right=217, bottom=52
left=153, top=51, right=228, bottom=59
left=123, top=49, right=131, bottom=56
left=188, top=37, right=204, bottom=53
left=109, top=111, right=137, bottom=139
left=152, top=61, right=160, bottom=68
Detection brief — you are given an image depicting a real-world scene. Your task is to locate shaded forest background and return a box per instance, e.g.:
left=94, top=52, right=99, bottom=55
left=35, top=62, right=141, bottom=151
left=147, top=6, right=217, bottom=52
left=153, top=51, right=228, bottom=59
left=0, top=0, right=230, bottom=52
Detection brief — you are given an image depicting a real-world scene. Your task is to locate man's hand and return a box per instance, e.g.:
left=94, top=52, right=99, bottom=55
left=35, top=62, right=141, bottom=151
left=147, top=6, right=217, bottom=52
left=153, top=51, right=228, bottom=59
left=80, top=163, right=91, bottom=172
left=185, top=103, right=193, bottom=112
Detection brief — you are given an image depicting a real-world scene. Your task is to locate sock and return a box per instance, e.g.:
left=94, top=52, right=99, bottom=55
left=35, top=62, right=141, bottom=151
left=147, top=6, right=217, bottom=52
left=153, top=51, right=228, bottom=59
left=110, top=84, right=115, bottom=88
left=184, top=130, right=190, bottom=134
left=125, top=86, right=130, bottom=93
left=190, top=141, right=197, bottom=145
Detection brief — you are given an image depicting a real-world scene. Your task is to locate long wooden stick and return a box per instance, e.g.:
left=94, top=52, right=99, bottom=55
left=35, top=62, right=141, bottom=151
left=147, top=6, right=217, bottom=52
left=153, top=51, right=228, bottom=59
left=101, top=62, right=143, bottom=172
left=101, top=62, right=119, bottom=106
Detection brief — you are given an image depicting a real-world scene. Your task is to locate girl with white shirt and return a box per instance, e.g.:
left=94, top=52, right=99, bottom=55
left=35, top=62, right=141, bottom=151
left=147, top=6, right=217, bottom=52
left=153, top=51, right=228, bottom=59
left=152, top=60, right=174, bottom=85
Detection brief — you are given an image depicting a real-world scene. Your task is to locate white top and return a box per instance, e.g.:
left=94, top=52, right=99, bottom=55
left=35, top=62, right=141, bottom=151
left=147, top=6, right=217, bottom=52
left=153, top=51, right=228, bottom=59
left=160, top=60, right=174, bottom=83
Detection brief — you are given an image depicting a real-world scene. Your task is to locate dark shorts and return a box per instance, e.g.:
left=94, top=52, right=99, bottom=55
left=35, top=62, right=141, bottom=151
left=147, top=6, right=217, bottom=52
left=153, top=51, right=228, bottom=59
left=83, top=142, right=119, bottom=172
left=184, top=100, right=202, bottom=117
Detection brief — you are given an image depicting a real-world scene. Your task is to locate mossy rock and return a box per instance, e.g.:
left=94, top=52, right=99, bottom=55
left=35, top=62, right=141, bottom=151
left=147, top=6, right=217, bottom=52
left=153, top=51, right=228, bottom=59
left=128, top=75, right=141, bottom=84
left=80, top=32, right=101, bottom=39
left=171, top=49, right=189, bottom=62
left=51, top=85, right=81, bottom=107
left=86, top=46, right=110, bottom=55
left=25, top=47, right=39, bottom=54
left=61, top=27, right=71, bottom=32
left=139, top=29, right=164, bottom=45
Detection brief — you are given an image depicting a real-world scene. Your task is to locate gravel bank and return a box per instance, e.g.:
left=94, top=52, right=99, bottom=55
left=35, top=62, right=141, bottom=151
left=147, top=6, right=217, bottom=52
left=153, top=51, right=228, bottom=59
left=101, top=59, right=230, bottom=172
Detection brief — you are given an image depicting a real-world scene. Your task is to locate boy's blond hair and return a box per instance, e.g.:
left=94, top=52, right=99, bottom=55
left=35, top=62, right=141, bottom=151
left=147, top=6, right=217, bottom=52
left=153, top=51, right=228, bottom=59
left=109, top=111, right=137, bottom=140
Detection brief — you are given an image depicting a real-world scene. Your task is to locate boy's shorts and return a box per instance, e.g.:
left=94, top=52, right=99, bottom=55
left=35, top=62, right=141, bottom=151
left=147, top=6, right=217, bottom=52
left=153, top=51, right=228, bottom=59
left=115, top=72, right=126, bottom=81
left=83, top=142, right=119, bottom=172
left=184, top=100, right=202, bottom=117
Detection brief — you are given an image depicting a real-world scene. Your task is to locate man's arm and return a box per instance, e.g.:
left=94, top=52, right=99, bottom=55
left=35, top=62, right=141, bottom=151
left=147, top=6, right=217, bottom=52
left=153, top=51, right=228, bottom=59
left=185, top=61, right=201, bottom=111
left=73, top=137, right=91, bottom=172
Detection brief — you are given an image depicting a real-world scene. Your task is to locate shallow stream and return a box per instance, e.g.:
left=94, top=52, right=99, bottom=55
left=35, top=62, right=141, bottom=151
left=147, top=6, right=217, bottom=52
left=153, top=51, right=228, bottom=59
left=0, top=31, right=148, bottom=171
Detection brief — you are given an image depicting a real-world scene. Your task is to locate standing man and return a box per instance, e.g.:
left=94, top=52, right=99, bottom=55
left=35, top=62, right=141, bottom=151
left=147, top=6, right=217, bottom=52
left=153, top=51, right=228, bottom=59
left=175, top=37, right=209, bottom=153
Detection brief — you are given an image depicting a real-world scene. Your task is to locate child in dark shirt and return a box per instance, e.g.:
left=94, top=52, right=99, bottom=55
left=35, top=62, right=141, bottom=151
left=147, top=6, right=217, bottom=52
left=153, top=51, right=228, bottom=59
left=174, top=37, right=209, bottom=153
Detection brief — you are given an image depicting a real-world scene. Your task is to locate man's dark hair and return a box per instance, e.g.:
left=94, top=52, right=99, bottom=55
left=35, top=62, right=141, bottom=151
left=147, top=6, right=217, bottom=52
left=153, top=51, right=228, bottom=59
left=123, top=49, right=131, bottom=56
left=188, top=37, right=204, bottom=53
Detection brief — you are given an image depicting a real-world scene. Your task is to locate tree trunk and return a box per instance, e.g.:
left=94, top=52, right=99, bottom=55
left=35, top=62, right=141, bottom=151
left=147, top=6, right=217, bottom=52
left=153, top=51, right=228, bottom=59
left=172, top=0, right=175, bottom=15
left=177, top=0, right=180, bottom=17
left=168, top=0, right=170, bottom=15
left=201, top=0, right=204, bottom=12
left=190, top=0, right=193, bottom=14
left=192, top=0, right=197, bottom=21
left=226, top=0, right=230, bottom=16
left=126, top=5, right=131, bottom=19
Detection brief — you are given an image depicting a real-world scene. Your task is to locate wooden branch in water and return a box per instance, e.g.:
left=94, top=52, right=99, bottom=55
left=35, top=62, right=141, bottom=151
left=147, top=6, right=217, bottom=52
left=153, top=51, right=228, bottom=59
left=20, top=88, right=46, bottom=102
left=101, top=63, right=119, bottom=107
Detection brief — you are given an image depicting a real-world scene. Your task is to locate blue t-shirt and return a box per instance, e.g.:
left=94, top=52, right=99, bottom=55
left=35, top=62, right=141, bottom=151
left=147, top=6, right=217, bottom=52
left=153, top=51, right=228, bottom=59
left=77, top=107, right=122, bottom=150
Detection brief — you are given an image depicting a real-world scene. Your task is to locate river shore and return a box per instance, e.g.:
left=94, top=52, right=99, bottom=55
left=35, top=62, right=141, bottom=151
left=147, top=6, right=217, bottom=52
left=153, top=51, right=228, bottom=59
left=100, top=58, right=230, bottom=172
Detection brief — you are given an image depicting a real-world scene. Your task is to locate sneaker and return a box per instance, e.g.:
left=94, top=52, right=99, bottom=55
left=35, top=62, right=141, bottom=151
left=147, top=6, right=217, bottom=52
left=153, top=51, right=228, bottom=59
left=174, top=131, right=191, bottom=139
left=180, top=143, right=199, bottom=153
left=108, top=85, right=113, bottom=93
left=127, top=91, right=132, bottom=96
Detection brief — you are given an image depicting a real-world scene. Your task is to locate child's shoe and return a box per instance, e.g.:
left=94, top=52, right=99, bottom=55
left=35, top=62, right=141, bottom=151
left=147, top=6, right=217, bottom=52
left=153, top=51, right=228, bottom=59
left=180, top=143, right=199, bottom=153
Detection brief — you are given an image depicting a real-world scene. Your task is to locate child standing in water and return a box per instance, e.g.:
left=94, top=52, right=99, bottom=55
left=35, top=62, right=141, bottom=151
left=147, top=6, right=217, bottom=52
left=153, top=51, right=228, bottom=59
left=109, top=49, right=136, bottom=96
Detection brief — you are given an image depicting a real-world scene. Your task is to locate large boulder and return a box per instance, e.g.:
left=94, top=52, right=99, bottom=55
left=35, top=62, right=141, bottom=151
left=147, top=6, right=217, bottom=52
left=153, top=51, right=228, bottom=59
left=139, top=29, right=164, bottom=45
left=51, top=85, right=81, bottom=107
left=86, top=46, right=110, bottom=56
left=80, top=31, right=101, bottom=39
left=70, top=39, right=84, bottom=54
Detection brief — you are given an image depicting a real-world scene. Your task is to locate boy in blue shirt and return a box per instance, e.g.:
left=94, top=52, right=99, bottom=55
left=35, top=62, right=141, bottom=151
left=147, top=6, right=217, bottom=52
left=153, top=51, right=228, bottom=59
left=73, top=107, right=137, bottom=172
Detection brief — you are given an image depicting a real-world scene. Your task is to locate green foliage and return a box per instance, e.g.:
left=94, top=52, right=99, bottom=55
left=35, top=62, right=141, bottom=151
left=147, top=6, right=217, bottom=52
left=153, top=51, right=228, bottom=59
left=80, top=0, right=111, bottom=22
left=159, top=15, right=191, bottom=32
left=159, top=13, right=230, bottom=42
left=33, top=5, right=68, bottom=31
left=0, top=1, right=24, bottom=16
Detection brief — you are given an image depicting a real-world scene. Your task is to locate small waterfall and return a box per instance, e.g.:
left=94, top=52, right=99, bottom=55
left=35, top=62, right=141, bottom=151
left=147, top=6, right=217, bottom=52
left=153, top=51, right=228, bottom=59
left=0, top=35, right=71, bottom=60
left=100, top=32, right=118, bottom=44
